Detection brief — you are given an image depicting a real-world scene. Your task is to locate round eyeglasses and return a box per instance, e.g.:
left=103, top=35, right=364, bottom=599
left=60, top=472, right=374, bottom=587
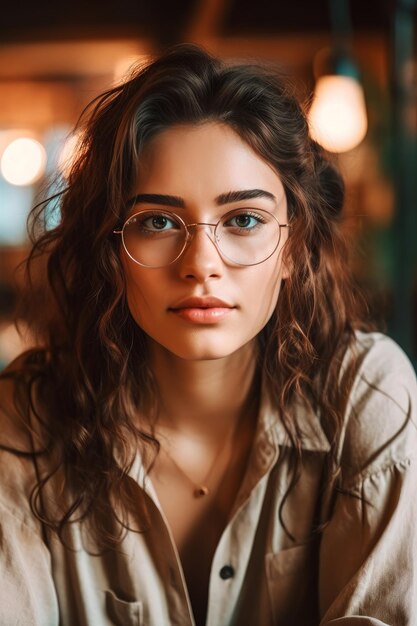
left=113, top=208, right=289, bottom=268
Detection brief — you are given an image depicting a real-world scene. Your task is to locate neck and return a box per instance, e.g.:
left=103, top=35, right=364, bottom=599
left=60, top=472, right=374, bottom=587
left=148, top=340, right=259, bottom=442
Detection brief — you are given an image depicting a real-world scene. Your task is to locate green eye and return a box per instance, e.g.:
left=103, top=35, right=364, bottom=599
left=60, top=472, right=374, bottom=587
left=224, top=211, right=265, bottom=231
left=232, top=215, right=256, bottom=228
left=147, top=216, right=171, bottom=230
left=131, top=212, right=181, bottom=233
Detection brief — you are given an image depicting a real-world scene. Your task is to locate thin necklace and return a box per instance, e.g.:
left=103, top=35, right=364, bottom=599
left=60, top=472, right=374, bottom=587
left=158, top=380, right=260, bottom=499
left=163, top=423, right=238, bottom=499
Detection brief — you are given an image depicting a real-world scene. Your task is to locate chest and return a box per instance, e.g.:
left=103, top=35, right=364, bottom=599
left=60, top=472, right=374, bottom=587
left=150, top=438, right=252, bottom=626
left=49, top=445, right=327, bottom=626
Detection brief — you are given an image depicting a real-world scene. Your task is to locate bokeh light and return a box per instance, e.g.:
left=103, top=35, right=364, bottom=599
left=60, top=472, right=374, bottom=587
left=308, top=75, right=368, bottom=153
left=1, top=136, right=47, bottom=186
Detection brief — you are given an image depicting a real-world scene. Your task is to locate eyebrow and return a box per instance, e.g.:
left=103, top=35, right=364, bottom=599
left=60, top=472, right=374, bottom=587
left=215, top=189, right=276, bottom=205
left=127, top=189, right=277, bottom=208
left=127, top=193, right=185, bottom=208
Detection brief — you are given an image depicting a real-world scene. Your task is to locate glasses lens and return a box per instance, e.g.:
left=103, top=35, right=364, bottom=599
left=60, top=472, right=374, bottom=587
left=122, top=211, right=186, bottom=267
left=215, top=209, right=281, bottom=265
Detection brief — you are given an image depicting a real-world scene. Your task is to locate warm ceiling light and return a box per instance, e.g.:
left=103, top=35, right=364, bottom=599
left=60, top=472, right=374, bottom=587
left=308, top=74, right=368, bottom=153
left=1, top=136, right=47, bottom=186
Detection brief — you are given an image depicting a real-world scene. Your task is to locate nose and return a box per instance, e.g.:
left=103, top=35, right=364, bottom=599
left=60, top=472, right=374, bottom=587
left=177, top=224, right=223, bottom=282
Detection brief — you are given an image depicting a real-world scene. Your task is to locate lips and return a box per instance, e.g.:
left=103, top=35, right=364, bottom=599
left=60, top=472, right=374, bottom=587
left=168, top=296, right=236, bottom=324
left=169, top=296, right=234, bottom=310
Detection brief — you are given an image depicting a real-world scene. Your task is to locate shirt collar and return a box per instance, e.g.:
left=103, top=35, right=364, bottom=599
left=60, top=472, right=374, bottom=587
left=126, top=374, right=331, bottom=496
left=259, top=381, right=331, bottom=453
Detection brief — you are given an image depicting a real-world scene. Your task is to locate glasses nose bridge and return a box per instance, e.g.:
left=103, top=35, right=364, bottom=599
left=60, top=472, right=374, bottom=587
left=179, top=221, right=223, bottom=265
left=184, top=221, right=218, bottom=243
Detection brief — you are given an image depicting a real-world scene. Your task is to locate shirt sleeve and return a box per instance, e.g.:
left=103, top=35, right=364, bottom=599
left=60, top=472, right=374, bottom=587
left=0, top=502, right=59, bottom=625
left=318, top=334, right=417, bottom=626
left=0, top=372, right=59, bottom=625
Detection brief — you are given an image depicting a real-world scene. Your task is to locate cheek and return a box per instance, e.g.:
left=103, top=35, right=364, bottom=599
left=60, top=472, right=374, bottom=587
left=259, top=276, right=282, bottom=324
left=243, top=261, right=283, bottom=328
left=122, top=264, right=159, bottom=325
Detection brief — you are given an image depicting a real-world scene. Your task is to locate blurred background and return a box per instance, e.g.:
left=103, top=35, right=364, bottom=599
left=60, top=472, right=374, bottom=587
left=0, top=0, right=416, bottom=369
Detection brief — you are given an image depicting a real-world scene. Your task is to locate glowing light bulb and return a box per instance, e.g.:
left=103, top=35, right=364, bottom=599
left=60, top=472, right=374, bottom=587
left=1, top=137, right=47, bottom=186
left=308, top=75, right=368, bottom=153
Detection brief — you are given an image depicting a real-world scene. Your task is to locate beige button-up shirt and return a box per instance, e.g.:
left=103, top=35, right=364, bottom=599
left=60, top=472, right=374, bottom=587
left=1, top=332, right=417, bottom=626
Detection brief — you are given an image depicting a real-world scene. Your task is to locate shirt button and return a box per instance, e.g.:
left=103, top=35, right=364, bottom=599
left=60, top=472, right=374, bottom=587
left=219, top=565, right=235, bottom=580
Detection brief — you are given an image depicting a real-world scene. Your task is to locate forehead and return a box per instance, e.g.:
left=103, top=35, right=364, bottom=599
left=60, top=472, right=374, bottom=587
left=134, top=122, right=285, bottom=202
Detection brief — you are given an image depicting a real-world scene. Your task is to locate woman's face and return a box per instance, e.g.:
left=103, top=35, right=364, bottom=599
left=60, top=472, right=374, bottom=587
left=121, top=122, right=289, bottom=361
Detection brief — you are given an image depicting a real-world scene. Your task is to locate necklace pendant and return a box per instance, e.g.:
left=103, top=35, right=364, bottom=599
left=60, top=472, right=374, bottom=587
left=194, top=486, right=209, bottom=498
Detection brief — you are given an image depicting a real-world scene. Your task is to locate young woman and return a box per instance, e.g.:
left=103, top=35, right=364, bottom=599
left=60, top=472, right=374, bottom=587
left=1, top=44, right=416, bottom=626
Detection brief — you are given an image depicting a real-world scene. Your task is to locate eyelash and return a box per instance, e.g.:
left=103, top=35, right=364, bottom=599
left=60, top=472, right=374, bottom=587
left=231, top=209, right=267, bottom=222
left=223, top=210, right=268, bottom=227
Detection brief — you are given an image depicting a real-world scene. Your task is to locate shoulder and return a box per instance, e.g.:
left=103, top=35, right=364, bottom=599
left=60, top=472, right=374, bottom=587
left=344, top=331, right=417, bottom=414
left=339, top=331, right=417, bottom=482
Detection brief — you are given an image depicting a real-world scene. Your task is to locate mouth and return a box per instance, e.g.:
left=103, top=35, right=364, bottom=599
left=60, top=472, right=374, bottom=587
left=169, top=296, right=234, bottom=310
left=168, top=296, right=236, bottom=324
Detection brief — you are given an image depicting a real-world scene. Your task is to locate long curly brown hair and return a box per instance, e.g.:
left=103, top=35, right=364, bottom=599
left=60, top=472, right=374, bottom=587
left=1, top=44, right=368, bottom=547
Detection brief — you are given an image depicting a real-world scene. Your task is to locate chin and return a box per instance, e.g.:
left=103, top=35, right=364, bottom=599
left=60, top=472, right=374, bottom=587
left=165, top=343, right=238, bottom=361
left=147, top=333, right=241, bottom=361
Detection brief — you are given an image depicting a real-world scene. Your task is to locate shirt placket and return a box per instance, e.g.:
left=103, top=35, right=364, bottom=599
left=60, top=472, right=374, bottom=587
left=205, top=427, right=278, bottom=626
left=129, top=456, right=196, bottom=626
